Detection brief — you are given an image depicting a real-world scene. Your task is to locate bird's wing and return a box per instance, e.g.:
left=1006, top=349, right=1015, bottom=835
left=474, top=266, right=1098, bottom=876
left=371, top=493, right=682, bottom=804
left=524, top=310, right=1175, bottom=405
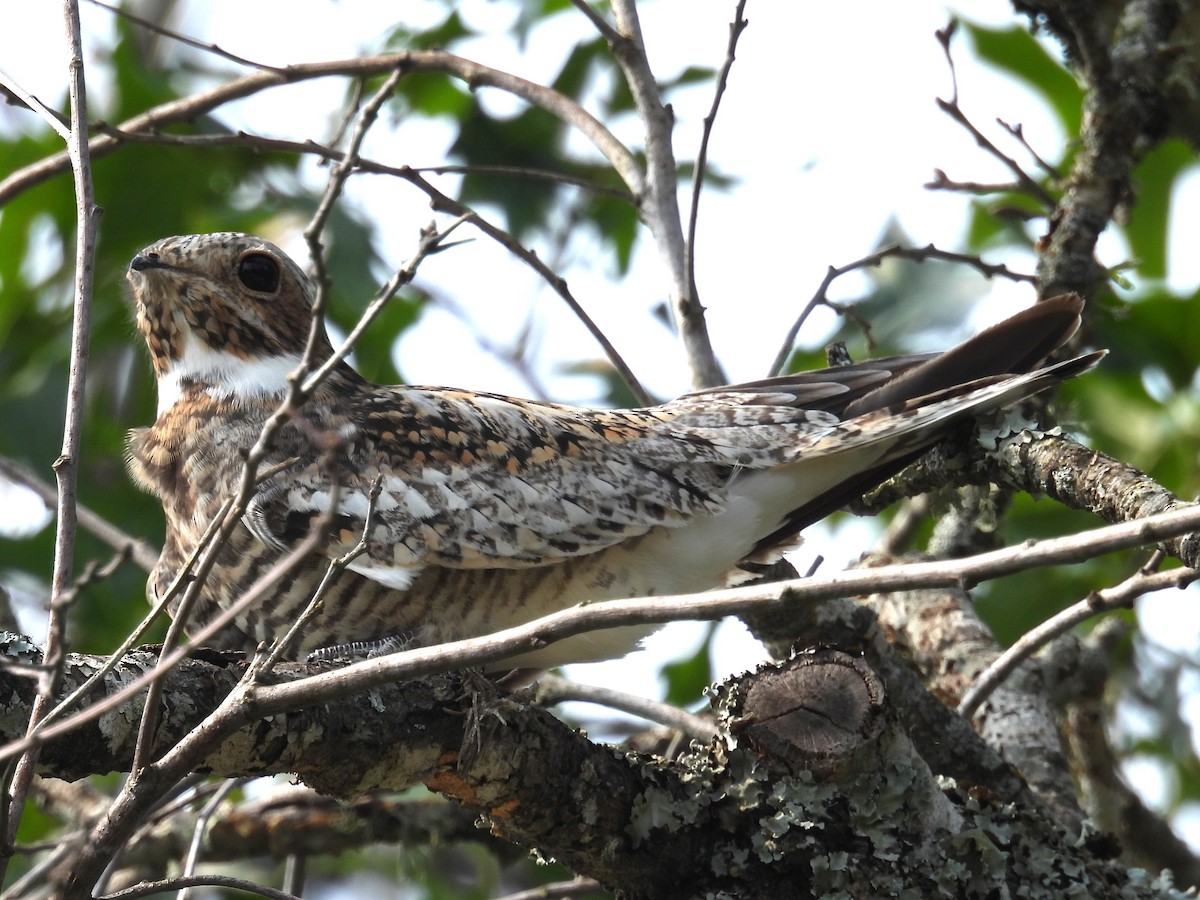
left=242, top=294, right=1100, bottom=589
left=240, top=385, right=856, bottom=586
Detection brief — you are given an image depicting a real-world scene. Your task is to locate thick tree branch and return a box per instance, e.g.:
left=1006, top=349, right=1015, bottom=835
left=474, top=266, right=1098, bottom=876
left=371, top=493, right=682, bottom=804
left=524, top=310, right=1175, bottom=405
left=13, top=491, right=1200, bottom=778
left=1028, top=0, right=1184, bottom=299
left=6, top=644, right=1170, bottom=898
left=861, top=427, right=1200, bottom=566
left=870, top=578, right=1082, bottom=826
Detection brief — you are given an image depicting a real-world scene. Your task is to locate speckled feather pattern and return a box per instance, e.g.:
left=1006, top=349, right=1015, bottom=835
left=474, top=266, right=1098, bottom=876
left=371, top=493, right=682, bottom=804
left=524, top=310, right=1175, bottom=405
left=126, top=233, right=1099, bottom=666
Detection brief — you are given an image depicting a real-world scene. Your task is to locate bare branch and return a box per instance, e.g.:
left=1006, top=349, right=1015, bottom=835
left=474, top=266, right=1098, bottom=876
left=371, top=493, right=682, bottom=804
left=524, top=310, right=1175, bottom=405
left=997, top=118, right=1062, bottom=179
left=0, top=52, right=641, bottom=209
left=611, top=0, right=725, bottom=388
left=768, top=243, right=1036, bottom=377
left=934, top=24, right=1057, bottom=209
left=85, top=0, right=285, bottom=73
left=0, top=69, right=71, bottom=139
left=570, top=0, right=623, bottom=44
left=2, top=0, right=101, bottom=873
left=959, top=563, right=1198, bottom=718
left=303, top=68, right=405, bottom=312
left=685, top=1, right=749, bottom=337
left=534, top=673, right=715, bottom=740
left=98, top=875, right=299, bottom=900
left=924, top=168, right=1025, bottom=196
left=176, top=779, right=243, bottom=900
left=247, top=499, right=1200, bottom=714
left=492, top=878, right=604, bottom=900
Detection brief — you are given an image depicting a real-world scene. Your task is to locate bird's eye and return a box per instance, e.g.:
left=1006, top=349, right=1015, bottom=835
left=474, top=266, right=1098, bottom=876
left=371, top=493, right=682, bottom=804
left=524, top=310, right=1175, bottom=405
left=237, top=253, right=281, bottom=293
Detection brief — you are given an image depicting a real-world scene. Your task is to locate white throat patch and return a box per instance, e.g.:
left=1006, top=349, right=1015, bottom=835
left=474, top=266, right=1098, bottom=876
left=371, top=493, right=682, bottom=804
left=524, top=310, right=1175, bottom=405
left=157, top=332, right=301, bottom=415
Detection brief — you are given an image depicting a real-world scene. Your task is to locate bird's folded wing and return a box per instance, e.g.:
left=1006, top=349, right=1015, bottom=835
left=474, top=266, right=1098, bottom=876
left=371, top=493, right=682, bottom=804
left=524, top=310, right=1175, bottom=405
left=240, top=386, right=850, bottom=585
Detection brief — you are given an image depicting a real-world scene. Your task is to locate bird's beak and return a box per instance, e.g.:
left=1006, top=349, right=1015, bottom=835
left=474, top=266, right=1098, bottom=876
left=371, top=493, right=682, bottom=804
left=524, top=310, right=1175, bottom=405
left=129, top=254, right=174, bottom=274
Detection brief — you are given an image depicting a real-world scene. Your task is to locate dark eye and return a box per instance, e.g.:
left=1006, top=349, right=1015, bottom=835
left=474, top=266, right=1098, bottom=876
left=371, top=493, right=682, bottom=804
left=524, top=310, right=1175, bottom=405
left=237, top=253, right=281, bottom=293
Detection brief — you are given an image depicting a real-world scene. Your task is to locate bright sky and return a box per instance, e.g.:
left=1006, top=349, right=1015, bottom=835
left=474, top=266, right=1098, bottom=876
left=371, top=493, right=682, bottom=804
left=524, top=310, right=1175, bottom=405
left=3, top=0, right=1200, bottom=844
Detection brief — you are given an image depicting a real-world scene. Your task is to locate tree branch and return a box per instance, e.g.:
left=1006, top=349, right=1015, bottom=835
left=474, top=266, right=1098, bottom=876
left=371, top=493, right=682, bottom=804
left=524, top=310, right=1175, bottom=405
left=5, top=645, right=1172, bottom=899
left=0, top=52, right=641, bottom=208
left=1027, top=0, right=1183, bottom=298
left=769, top=244, right=1037, bottom=377
left=2, top=0, right=101, bottom=876
left=610, top=0, right=724, bottom=388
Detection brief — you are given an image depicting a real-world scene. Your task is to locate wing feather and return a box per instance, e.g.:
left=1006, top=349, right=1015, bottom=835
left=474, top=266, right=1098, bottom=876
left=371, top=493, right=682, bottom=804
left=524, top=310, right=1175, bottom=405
left=243, top=385, right=843, bottom=584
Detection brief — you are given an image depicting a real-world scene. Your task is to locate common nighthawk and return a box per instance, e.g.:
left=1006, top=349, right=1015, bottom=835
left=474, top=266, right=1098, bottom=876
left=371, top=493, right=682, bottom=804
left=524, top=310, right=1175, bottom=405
left=126, top=233, right=1101, bottom=668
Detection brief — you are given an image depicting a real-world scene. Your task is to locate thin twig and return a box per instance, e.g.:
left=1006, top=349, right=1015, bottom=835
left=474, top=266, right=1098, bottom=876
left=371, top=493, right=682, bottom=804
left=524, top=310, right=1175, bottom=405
left=89, top=126, right=637, bottom=202
left=997, top=119, right=1062, bottom=179
left=248, top=500, right=1200, bottom=712
left=98, top=875, right=300, bottom=900
left=129, top=494, right=251, bottom=772
left=535, top=673, right=715, bottom=741
left=491, top=878, right=604, bottom=900
left=934, top=24, right=1057, bottom=209
left=768, top=243, right=1036, bottom=377
left=85, top=0, right=285, bottom=73
left=281, top=854, right=306, bottom=897
left=0, top=69, right=71, bottom=138
left=685, top=0, right=748, bottom=334
left=958, top=564, right=1199, bottom=718
left=570, top=0, right=623, bottom=43
left=924, top=169, right=1025, bottom=196
left=412, top=163, right=634, bottom=200
left=177, top=779, right=242, bottom=900
left=2, top=0, right=101, bottom=873
left=303, top=68, right=405, bottom=314
left=52, top=547, right=131, bottom=610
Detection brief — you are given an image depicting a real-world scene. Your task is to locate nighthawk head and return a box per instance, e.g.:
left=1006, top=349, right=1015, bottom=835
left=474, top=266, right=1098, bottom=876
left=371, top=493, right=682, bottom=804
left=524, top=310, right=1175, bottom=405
left=128, top=233, right=331, bottom=413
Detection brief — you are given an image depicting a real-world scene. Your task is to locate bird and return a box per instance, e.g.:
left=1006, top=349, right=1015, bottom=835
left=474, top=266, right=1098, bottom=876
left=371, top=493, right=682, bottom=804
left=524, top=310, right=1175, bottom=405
left=125, top=232, right=1102, bottom=669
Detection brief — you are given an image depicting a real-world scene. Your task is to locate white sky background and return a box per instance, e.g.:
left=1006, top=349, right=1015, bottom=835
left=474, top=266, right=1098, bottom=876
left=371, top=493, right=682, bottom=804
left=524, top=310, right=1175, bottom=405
left=4, top=0, right=1200, bottom=848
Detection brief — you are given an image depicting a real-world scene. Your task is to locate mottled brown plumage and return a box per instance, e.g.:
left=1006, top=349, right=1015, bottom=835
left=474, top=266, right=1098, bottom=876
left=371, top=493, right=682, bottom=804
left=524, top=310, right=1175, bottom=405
left=126, top=232, right=1102, bottom=667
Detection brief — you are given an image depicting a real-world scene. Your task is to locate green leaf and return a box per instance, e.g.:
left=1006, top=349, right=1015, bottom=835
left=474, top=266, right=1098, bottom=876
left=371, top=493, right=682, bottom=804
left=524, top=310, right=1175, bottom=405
left=964, top=22, right=1083, bottom=138
left=1123, top=139, right=1194, bottom=279
left=384, top=10, right=473, bottom=52
left=662, top=622, right=716, bottom=707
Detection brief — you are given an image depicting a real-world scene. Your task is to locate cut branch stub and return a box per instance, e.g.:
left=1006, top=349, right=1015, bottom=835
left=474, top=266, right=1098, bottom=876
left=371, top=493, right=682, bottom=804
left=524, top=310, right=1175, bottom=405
left=733, top=650, right=887, bottom=779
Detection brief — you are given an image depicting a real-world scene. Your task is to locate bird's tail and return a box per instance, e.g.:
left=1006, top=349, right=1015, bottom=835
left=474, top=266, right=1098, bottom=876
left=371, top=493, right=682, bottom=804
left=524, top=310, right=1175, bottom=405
left=738, top=293, right=1104, bottom=567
